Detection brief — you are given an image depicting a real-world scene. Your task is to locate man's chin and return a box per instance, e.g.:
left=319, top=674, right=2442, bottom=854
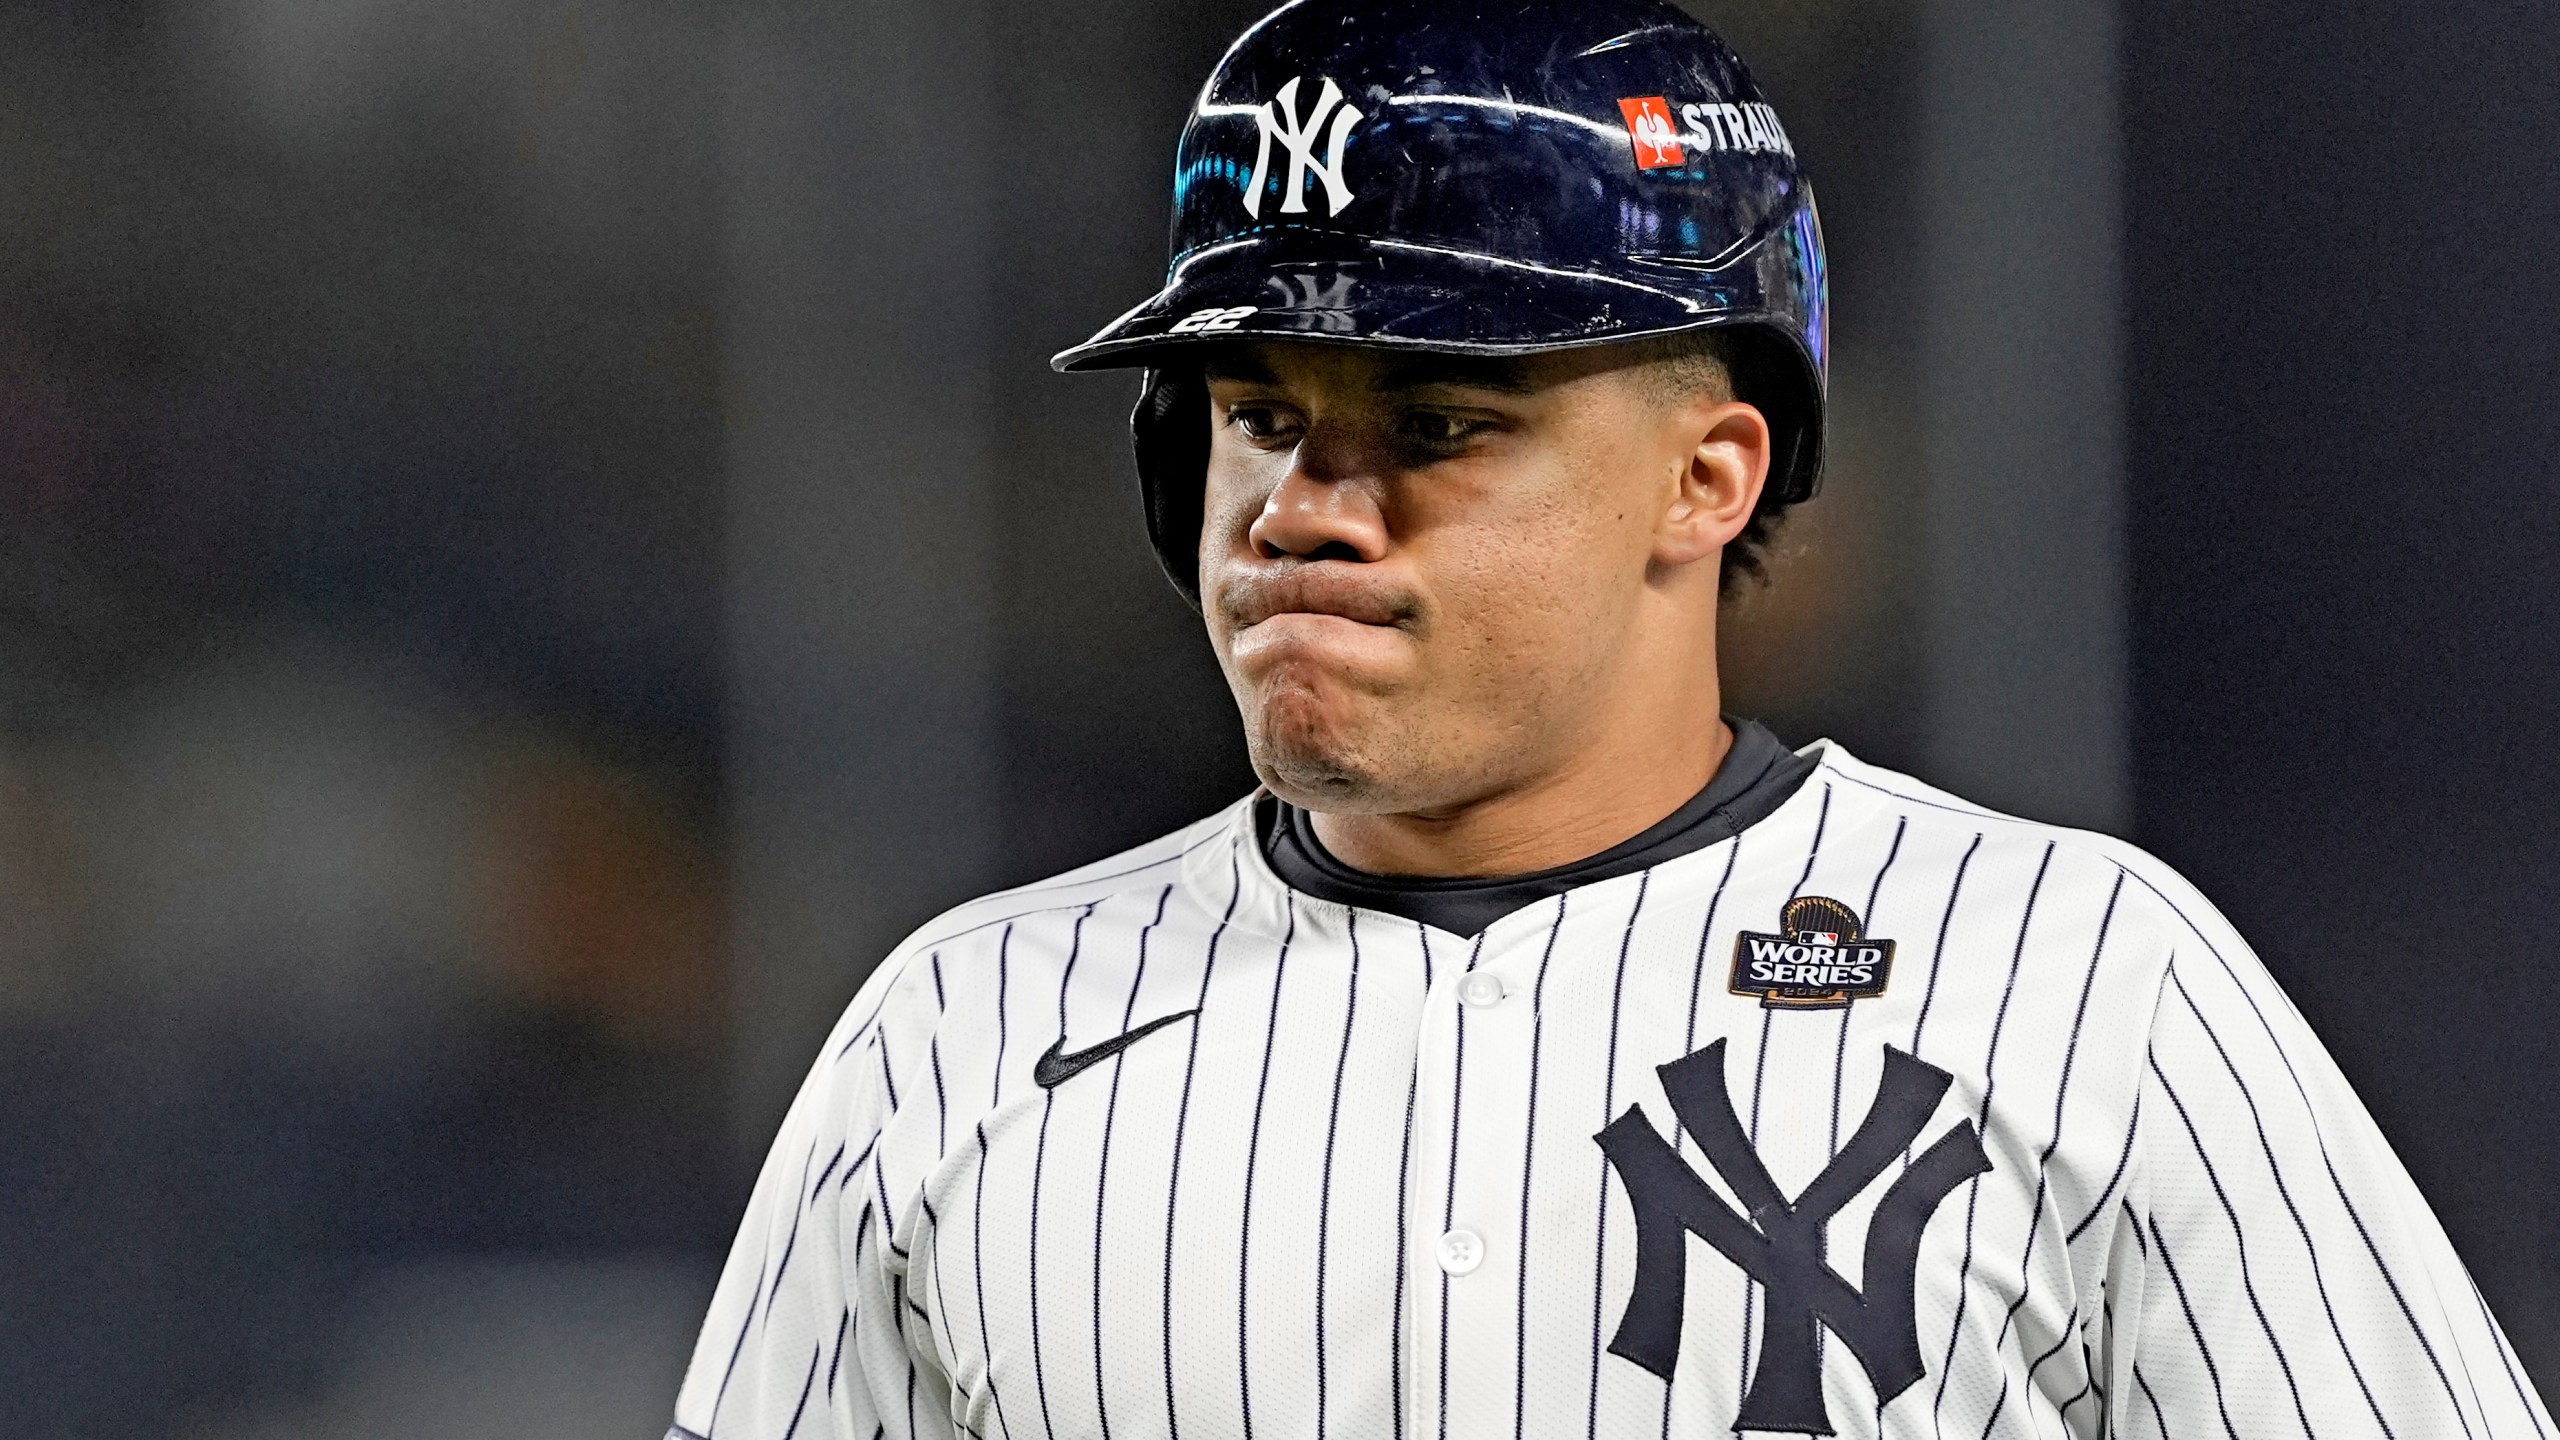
left=1251, top=749, right=1382, bottom=810
left=1243, top=688, right=1399, bottom=812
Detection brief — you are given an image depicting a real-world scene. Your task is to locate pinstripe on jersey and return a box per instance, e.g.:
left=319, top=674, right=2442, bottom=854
left=670, top=743, right=2554, bottom=1440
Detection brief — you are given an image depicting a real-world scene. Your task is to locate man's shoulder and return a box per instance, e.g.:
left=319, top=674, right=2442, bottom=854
left=819, top=797, right=1256, bottom=1057
left=891, top=794, right=1255, bottom=963
left=1805, top=742, right=2248, bottom=959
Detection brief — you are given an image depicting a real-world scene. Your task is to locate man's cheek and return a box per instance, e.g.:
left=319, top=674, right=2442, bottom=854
left=1199, top=476, right=1267, bottom=557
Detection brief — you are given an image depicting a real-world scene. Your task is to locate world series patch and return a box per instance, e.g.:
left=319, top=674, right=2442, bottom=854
left=1729, top=895, right=1896, bottom=1010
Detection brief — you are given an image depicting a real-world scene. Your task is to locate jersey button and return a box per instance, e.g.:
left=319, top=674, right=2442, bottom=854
left=1436, top=1228, right=1486, bottom=1275
left=1457, top=973, right=1506, bottom=1008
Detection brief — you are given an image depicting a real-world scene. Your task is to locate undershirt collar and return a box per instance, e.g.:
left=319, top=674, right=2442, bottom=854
left=1256, top=718, right=1815, bottom=938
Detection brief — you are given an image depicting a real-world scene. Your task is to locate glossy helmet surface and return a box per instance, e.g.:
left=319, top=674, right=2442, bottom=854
left=1053, top=0, right=1827, bottom=606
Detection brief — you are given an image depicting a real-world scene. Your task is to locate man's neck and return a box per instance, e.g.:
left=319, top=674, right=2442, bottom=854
left=1309, top=715, right=1736, bottom=879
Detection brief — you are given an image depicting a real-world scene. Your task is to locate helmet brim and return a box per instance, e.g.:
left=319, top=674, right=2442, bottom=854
left=1052, top=227, right=1794, bottom=373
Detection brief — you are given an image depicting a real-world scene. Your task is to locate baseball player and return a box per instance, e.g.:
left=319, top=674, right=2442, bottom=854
left=671, top=1, right=2553, bottom=1437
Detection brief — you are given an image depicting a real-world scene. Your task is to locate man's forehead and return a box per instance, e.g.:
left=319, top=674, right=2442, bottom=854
left=1201, top=341, right=1550, bottom=395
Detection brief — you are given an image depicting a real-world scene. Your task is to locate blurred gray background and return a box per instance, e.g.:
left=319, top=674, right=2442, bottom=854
left=0, top=0, right=2550, bottom=1432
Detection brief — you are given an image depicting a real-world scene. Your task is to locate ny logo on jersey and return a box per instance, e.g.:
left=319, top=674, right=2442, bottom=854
left=1245, top=76, right=1362, bottom=219
left=1595, top=1042, right=1990, bottom=1435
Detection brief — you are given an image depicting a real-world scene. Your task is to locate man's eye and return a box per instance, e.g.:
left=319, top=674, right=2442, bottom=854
left=1227, top=406, right=1296, bottom=444
left=1399, top=411, right=1490, bottom=450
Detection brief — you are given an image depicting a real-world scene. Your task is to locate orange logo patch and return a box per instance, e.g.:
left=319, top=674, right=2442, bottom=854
left=1618, top=96, right=1686, bottom=170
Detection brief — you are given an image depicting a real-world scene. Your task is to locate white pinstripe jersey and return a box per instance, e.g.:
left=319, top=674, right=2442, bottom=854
left=670, top=743, right=2554, bottom=1440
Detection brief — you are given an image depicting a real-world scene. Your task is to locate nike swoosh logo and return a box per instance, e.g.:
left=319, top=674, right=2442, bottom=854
left=1033, top=1009, right=1201, bottom=1089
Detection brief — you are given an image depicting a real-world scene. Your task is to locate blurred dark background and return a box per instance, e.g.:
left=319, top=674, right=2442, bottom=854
left=0, top=0, right=2547, bottom=1432
left=2126, top=0, right=2560, bottom=1392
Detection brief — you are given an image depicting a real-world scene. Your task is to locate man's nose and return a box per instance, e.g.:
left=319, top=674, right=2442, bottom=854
left=1245, top=436, right=1390, bottom=564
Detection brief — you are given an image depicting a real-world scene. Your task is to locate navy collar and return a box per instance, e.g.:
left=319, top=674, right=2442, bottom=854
left=1256, top=719, right=1815, bottom=938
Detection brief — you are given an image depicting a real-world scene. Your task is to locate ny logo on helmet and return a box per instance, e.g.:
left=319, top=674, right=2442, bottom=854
left=1246, top=76, right=1362, bottom=219
left=1264, top=270, right=1359, bottom=332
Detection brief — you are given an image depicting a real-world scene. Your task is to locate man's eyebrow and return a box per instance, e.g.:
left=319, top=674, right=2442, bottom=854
left=1200, top=352, right=1278, bottom=385
left=1198, top=348, right=1541, bottom=393
left=1371, top=354, right=1541, bottom=394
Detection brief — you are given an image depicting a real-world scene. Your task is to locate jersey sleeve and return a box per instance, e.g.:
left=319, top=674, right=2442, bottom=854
left=669, top=956, right=959, bottom=1440
left=2101, top=922, right=2554, bottom=1440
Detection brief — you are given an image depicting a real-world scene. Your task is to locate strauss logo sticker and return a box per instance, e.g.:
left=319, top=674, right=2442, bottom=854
left=1618, top=95, right=1687, bottom=169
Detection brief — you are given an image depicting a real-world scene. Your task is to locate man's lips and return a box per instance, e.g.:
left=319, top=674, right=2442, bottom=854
left=1219, top=568, right=1419, bottom=631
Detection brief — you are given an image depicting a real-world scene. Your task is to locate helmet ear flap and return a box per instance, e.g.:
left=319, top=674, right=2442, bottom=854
left=1713, top=324, right=1826, bottom=509
left=1131, top=367, right=1211, bottom=612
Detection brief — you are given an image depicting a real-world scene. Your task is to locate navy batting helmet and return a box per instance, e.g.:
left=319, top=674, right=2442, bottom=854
left=1052, top=0, right=1827, bottom=607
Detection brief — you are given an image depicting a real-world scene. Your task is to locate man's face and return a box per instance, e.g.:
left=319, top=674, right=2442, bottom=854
left=1199, top=339, right=1748, bottom=817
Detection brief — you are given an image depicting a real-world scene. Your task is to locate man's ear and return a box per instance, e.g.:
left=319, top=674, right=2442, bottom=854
left=1654, top=400, right=1772, bottom=568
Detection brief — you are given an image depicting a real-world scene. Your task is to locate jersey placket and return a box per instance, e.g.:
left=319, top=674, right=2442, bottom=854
left=1405, top=897, right=1571, bottom=1440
